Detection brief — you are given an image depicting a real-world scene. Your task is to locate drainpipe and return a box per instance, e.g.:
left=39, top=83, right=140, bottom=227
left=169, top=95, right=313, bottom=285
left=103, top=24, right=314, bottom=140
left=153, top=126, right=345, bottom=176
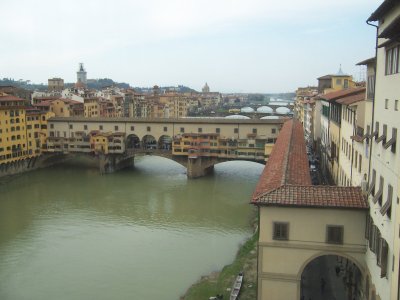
left=366, top=20, right=378, bottom=194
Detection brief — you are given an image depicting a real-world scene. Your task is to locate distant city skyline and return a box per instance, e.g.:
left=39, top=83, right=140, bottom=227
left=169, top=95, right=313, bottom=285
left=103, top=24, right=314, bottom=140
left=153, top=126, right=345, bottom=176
left=0, top=0, right=381, bottom=93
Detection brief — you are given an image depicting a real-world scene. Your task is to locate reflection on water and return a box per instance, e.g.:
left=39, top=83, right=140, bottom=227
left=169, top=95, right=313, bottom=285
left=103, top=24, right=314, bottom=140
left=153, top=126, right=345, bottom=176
left=0, top=156, right=264, bottom=300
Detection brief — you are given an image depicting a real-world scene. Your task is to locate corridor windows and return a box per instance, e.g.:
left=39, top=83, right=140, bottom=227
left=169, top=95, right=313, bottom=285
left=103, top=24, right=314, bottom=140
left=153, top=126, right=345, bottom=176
left=326, top=225, right=343, bottom=244
left=273, top=222, right=289, bottom=240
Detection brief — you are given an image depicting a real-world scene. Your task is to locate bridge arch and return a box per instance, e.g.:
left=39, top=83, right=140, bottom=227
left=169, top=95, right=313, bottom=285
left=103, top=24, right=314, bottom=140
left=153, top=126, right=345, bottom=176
left=298, top=252, right=365, bottom=300
left=158, top=135, right=172, bottom=151
left=142, top=135, right=157, bottom=150
left=126, top=134, right=140, bottom=149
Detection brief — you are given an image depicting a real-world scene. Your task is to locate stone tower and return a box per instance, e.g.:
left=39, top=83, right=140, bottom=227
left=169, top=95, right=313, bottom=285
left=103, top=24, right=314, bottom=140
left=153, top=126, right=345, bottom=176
left=76, top=63, right=87, bottom=88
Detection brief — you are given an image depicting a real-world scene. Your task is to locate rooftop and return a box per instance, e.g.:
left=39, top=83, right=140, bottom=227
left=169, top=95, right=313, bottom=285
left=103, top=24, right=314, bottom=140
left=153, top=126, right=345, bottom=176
left=252, top=119, right=311, bottom=199
left=319, top=87, right=365, bottom=102
left=252, top=118, right=368, bottom=210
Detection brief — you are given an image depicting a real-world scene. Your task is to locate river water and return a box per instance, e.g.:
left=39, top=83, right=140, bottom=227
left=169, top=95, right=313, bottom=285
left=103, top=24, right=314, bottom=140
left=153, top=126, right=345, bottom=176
left=0, top=156, right=263, bottom=300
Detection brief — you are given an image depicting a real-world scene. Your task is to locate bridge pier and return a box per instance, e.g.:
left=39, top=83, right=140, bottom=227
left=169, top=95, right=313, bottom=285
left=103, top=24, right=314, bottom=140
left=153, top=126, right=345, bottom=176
left=98, top=154, right=134, bottom=174
left=186, top=157, right=216, bottom=179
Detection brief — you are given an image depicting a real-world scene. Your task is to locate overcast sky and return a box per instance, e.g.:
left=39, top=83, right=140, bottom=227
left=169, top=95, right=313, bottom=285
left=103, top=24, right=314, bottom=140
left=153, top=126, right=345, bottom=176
left=0, top=0, right=382, bottom=93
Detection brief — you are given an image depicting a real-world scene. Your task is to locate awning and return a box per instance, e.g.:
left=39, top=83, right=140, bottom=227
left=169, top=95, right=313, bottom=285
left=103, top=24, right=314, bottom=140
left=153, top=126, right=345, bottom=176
left=378, top=15, right=400, bottom=39
left=380, top=185, right=393, bottom=216
left=373, top=176, right=384, bottom=204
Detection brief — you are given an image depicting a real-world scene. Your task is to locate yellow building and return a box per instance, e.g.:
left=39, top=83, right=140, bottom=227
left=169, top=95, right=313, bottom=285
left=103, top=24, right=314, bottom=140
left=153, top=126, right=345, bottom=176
left=50, top=98, right=83, bottom=117
left=90, top=131, right=110, bottom=154
left=317, top=67, right=355, bottom=94
left=172, top=132, right=270, bottom=161
left=84, top=98, right=101, bottom=117
left=26, top=110, right=55, bottom=156
left=0, top=94, right=28, bottom=164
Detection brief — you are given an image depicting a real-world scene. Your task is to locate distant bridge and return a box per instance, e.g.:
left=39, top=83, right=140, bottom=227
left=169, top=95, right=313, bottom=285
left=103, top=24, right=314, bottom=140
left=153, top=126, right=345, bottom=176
left=46, top=117, right=284, bottom=177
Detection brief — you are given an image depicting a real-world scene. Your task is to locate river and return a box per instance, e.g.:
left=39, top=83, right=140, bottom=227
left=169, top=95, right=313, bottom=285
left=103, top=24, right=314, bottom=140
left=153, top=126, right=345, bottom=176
left=0, top=156, right=263, bottom=300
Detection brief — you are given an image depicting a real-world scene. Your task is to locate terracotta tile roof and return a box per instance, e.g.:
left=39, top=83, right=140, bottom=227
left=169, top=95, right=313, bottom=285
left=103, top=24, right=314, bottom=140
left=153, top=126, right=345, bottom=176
left=0, top=95, right=25, bottom=102
left=251, top=118, right=368, bottom=210
left=253, top=185, right=368, bottom=209
left=252, top=119, right=311, bottom=199
left=319, top=87, right=365, bottom=102
left=335, top=91, right=365, bottom=105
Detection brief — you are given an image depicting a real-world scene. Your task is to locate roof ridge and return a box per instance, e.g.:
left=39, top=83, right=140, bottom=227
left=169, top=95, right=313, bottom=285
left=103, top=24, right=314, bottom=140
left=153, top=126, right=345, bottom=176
left=281, top=120, right=294, bottom=185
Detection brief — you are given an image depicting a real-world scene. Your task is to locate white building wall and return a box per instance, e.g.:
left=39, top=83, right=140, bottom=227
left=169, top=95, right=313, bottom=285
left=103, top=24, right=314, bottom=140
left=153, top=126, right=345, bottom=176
left=367, top=4, right=400, bottom=300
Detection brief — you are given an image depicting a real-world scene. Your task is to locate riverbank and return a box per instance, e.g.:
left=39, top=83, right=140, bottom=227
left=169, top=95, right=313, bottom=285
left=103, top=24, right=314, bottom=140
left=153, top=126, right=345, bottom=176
left=181, top=230, right=258, bottom=300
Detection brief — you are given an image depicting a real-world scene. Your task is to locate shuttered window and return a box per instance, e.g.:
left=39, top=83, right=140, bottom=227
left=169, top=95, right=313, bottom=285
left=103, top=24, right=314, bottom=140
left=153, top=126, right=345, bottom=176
left=326, top=225, right=344, bottom=244
left=273, top=222, right=289, bottom=240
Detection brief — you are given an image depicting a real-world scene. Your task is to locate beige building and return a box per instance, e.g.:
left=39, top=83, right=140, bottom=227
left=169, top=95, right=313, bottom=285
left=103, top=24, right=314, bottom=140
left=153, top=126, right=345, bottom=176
left=48, top=78, right=64, bottom=92
left=252, top=119, right=368, bottom=300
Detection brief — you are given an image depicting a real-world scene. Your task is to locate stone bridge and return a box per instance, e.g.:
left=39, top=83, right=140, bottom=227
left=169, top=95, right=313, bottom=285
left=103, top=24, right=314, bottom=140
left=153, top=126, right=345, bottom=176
left=46, top=117, right=283, bottom=177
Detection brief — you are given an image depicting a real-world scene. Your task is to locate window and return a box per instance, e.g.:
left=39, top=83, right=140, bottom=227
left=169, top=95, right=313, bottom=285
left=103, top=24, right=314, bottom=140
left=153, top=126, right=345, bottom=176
left=336, top=78, right=342, bottom=85
left=69, top=124, right=73, bottom=129
left=131, top=126, right=134, bottom=131
left=367, top=75, right=375, bottom=100
left=272, top=128, right=276, bottom=134
left=50, top=124, right=54, bottom=129
left=326, top=225, right=344, bottom=244
left=164, top=126, right=167, bottom=132
left=198, top=128, right=202, bottom=133
left=216, top=128, right=220, bottom=134
left=115, top=126, right=119, bottom=131
left=273, top=222, right=289, bottom=240
left=180, top=127, right=184, bottom=133
left=84, top=125, right=88, bottom=130
left=147, top=126, right=151, bottom=132
left=252, top=128, right=257, bottom=134
left=385, top=45, right=400, bottom=75
left=395, top=100, right=399, bottom=111
left=378, top=238, right=389, bottom=278
left=234, top=128, right=238, bottom=134
left=344, top=79, right=349, bottom=88
left=385, top=99, right=389, bottom=109
left=99, top=125, right=103, bottom=130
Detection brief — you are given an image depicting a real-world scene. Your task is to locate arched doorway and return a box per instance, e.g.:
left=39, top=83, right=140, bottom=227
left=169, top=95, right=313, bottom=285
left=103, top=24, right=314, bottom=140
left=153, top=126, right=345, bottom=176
left=142, top=135, right=157, bottom=150
left=158, top=135, right=172, bottom=151
left=300, top=254, right=362, bottom=300
left=126, top=134, right=140, bottom=149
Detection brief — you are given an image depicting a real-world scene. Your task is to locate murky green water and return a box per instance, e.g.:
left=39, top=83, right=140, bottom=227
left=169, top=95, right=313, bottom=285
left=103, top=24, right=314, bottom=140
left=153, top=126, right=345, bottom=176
left=0, top=156, right=263, bottom=300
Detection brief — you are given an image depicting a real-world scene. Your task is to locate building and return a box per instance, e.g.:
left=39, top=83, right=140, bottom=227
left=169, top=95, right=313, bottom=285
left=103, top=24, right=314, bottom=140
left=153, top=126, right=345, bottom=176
left=0, top=94, right=53, bottom=165
left=337, top=87, right=367, bottom=187
left=50, top=99, right=84, bottom=117
left=0, top=94, right=28, bottom=163
left=317, top=67, right=355, bottom=94
left=76, top=63, right=87, bottom=88
left=202, top=82, right=210, bottom=93
left=251, top=119, right=368, bottom=300
left=319, top=87, right=366, bottom=185
left=364, top=1, right=400, bottom=299
left=48, top=78, right=64, bottom=92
